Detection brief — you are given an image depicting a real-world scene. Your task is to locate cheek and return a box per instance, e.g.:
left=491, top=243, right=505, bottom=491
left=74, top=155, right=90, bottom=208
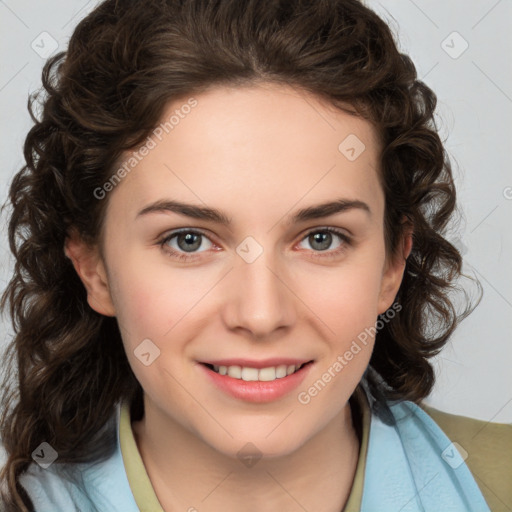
left=294, top=264, right=382, bottom=413
left=113, top=277, right=182, bottom=346
left=107, top=254, right=168, bottom=343
left=109, top=257, right=214, bottom=351
left=297, top=258, right=385, bottom=338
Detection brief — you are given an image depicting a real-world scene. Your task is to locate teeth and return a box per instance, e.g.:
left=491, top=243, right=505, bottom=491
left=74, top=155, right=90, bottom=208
left=276, top=365, right=287, bottom=378
left=241, top=367, right=259, bottom=381
left=211, top=363, right=306, bottom=381
left=258, top=367, right=276, bottom=381
left=227, top=365, right=242, bottom=379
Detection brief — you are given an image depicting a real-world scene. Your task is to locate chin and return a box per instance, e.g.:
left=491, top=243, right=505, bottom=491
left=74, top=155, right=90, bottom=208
left=201, top=426, right=307, bottom=461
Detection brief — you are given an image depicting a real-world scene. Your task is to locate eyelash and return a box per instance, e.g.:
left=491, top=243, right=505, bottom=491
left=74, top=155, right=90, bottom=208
left=158, top=227, right=352, bottom=262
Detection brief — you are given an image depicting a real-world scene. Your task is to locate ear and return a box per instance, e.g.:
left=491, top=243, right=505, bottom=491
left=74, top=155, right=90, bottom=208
left=377, top=218, right=413, bottom=315
left=64, top=229, right=116, bottom=317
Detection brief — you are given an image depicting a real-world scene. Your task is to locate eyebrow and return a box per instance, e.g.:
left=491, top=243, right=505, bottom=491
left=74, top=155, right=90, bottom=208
left=136, top=198, right=371, bottom=225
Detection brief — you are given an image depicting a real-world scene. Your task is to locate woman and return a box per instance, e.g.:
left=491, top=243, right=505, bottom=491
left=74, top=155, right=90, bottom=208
left=1, top=0, right=510, bottom=510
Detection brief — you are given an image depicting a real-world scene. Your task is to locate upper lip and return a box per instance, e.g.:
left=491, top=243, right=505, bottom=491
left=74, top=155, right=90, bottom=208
left=199, top=358, right=314, bottom=369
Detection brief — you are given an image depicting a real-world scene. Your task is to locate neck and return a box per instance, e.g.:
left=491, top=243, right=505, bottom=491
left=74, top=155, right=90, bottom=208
left=132, top=396, right=360, bottom=512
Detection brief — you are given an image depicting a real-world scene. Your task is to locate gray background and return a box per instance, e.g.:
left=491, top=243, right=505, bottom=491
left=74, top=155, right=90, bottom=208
left=0, top=0, right=511, bottom=422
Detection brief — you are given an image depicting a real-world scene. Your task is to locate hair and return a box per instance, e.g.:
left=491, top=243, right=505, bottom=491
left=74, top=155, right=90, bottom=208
left=0, top=0, right=481, bottom=509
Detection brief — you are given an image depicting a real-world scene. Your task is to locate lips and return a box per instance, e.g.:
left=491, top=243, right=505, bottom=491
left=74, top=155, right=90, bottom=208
left=197, top=358, right=315, bottom=402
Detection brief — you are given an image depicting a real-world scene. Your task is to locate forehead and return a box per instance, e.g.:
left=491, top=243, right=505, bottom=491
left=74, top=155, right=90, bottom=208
left=109, top=82, right=384, bottom=224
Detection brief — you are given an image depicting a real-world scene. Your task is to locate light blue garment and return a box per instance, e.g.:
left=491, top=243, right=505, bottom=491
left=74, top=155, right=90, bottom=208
left=18, top=405, right=139, bottom=512
left=16, top=375, right=490, bottom=511
left=360, top=377, right=490, bottom=512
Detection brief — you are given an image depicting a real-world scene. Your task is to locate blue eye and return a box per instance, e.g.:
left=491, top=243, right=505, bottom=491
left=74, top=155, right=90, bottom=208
left=159, top=227, right=352, bottom=262
left=298, top=227, right=352, bottom=258
left=160, top=229, right=213, bottom=261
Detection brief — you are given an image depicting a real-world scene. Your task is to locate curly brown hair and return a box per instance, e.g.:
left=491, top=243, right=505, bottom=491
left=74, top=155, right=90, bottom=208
left=0, top=0, right=481, bottom=509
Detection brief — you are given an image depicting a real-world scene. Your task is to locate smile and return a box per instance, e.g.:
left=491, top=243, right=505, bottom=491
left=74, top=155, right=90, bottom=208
left=198, top=360, right=315, bottom=402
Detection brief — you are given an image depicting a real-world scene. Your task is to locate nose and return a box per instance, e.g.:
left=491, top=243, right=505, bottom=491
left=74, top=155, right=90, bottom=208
left=222, top=248, right=296, bottom=339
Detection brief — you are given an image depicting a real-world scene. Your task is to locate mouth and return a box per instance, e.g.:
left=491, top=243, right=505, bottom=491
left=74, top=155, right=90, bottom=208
left=198, top=359, right=315, bottom=402
left=200, top=360, right=314, bottom=382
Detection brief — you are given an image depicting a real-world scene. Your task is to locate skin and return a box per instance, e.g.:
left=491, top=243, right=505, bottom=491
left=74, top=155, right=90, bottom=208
left=66, top=82, right=412, bottom=512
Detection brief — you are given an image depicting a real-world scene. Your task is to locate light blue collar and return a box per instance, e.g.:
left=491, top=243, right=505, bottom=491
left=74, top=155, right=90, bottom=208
left=359, top=372, right=490, bottom=511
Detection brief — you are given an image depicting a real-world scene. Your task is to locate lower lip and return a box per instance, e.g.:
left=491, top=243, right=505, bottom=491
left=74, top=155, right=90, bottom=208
left=198, top=362, right=314, bottom=403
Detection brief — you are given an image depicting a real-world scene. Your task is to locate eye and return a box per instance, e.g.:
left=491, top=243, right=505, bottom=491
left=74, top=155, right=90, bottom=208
left=297, top=227, right=352, bottom=258
left=159, top=229, right=214, bottom=261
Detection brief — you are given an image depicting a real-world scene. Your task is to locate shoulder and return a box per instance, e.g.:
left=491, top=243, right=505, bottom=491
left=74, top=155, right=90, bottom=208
left=420, top=403, right=512, bottom=511
left=0, top=439, right=84, bottom=512
left=19, top=444, right=139, bottom=512
left=19, top=461, right=93, bottom=512
left=3, top=405, right=140, bottom=512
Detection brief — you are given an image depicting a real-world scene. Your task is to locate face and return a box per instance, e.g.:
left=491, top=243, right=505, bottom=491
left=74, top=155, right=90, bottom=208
left=70, top=82, right=408, bottom=459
